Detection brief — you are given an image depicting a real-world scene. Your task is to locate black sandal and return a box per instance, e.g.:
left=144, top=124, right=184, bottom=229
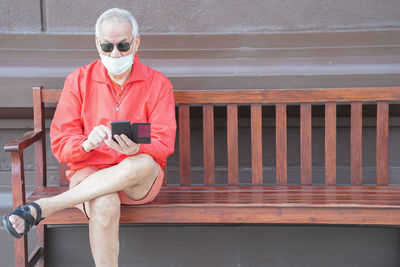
left=2, top=202, right=43, bottom=239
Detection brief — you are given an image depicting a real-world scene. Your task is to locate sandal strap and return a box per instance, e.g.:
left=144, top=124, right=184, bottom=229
left=14, top=207, right=35, bottom=226
left=27, top=202, right=42, bottom=225
left=3, top=202, right=43, bottom=239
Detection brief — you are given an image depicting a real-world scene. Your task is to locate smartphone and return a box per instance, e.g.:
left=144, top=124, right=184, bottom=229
left=111, top=121, right=132, bottom=141
left=132, top=123, right=151, bottom=144
left=111, top=121, right=151, bottom=144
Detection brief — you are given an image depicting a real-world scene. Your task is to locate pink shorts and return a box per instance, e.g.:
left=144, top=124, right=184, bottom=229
left=66, top=165, right=164, bottom=218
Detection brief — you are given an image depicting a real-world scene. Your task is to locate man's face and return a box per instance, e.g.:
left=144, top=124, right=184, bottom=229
left=96, top=18, right=140, bottom=59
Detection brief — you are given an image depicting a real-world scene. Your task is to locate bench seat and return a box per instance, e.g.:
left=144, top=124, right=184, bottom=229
left=28, top=185, right=400, bottom=226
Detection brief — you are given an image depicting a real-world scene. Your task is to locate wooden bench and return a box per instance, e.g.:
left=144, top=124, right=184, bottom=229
left=5, top=86, right=400, bottom=266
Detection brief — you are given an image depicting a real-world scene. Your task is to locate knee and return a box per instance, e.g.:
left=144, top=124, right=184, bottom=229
left=120, top=154, right=158, bottom=185
left=89, top=194, right=120, bottom=228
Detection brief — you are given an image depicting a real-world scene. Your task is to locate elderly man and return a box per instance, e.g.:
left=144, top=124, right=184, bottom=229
left=3, top=8, right=176, bottom=266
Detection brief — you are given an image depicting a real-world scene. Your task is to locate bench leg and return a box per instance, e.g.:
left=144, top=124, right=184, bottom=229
left=14, top=236, right=28, bottom=267
left=36, top=224, right=47, bottom=267
left=13, top=225, right=47, bottom=267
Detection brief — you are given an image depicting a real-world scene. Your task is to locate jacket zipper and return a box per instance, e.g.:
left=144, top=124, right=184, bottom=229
left=109, top=84, right=129, bottom=161
left=110, top=84, right=129, bottom=113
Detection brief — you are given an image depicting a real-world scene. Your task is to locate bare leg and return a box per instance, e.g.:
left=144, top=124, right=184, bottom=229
left=68, top=168, right=121, bottom=267
left=8, top=154, right=159, bottom=267
left=86, top=193, right=121, bottom=267
left=8, top=153, right=159, bottom=234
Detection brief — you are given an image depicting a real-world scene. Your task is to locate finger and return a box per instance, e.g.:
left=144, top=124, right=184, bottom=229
left=114, top=134, right=125, bottom=145
left=106, top=138, right=124, bottom=153
left=100, top=125, right=112, bottom=141
left=106, top=138, right=118, bottom=148
left=92, top=134, right=104, bottom=146
left=97, top=130, right=107, bottom=141
left=120, top=134, right=135, bottom=145
left=118, top=134, right=132, bottom=148
left=97, top=126, right=111, bottom=142
left=92, top=125, right=109, bottom=141
left=118, top=134, right=129, bottom=154
left=106, top=140, right=116, bottom=148
left=113, top=135, right=127, bottom=151
left=119, top=135, right=140, bottom=155
left=86, top=135, right=99, bottom=147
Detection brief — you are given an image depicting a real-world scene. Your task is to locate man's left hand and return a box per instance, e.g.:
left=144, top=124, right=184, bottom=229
left=105, top=134, right=140, bottom=155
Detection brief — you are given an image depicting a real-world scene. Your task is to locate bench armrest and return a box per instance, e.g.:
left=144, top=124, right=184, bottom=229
left=4, top=130, right=43, bottom=152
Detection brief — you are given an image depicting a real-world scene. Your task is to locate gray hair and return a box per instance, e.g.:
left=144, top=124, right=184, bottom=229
left=95, top=8, right=138, bottom=38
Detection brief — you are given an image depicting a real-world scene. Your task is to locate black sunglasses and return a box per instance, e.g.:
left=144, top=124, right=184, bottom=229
left=100, top=40, right=133, bottom=53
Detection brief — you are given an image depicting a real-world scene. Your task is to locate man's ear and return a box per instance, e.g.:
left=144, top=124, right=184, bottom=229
left=134, top=34, right=141, bottom=53
left=95, top=36, right=101, bottom=53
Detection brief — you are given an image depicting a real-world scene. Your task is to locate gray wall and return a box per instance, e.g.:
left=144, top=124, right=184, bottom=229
left=1, top=0, right=400, bottom=33
left=1, top=1, right=400, bottom=266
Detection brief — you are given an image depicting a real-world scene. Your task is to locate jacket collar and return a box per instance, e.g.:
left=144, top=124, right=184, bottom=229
left=92, top=54, right=147, bottom=85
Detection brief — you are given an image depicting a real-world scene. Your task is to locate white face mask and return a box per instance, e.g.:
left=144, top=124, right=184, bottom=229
left=99, top=54, right=134, bottom=75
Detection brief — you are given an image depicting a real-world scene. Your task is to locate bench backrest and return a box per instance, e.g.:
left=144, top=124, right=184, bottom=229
left=33, top=87, right=400, bottom=187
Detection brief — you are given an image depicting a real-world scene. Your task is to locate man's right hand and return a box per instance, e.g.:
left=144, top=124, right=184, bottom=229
left=82, top=125, right=112, bottom=152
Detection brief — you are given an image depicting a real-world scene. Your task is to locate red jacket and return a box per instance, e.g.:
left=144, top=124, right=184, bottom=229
left=50, top=55, right=176, bottom=171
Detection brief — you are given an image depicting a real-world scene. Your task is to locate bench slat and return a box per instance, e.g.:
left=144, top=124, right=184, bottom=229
left=28, top=186, right=400, bottom=206
left=276, top=104, right=287, bottom=185
left=325, top=103, right=337, bottom=185
left=251, top=104, right=263, bottom=185
left=227, top=104, right=239, bottom=185
left=351, top=102, right=363, bottom=185
left=203, top=104, right=215, bottom=185
left=377, top=102, right=389, bottom=185
left=179, top=104, right=191, bottom=185
left=28, top=186, right=400, bottom=225
left=58, top=163, right=68, bottom=186
left=33, top=87, right=47, bottom=188
left=300, top=103, right=312, bottom=185
left=42, top=88, right=400, bottom=105
left=173, top=88, right=400, bottom=104
left=162, top=165, right=168, bottom=186
left=41, top=89, right=61, bottom=102
left=38, top=205, right=400, bottom=225
left=28, top=185, right=400, bottom=194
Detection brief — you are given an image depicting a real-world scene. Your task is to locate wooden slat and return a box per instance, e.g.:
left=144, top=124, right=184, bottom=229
left=28, top=186, right=400, bottom=225
left=58, top=163, right=68, bottom=186
left=28, top=185, right=400, bottom=194
left=43, top=88, right=400, bottom=105
left=36, top=205, right=400, bottom=226
left=174, top=88, right=400, bottom=104
left=300, top=103, right=312, bottom=185
left=11, top=150, right=29, bottom=267
left=377, top=102, right=389, bottom=185
left=162, top=164, right=168, bottom=186
left=251, top=104, right=263, bottom=185
left=276, top=104, right=287, bottom=185
left=179, top=104, right=191, bottom=185
left=15, top=236, right=28, bottom=267
left=35, top=224, right=47, bottom=266
left=351, top=102, right=363, bottom=185
left=4, top=131, right=42, bottom=152
left=33, top=87, right=47, bottom=188
left=33, top=87, right=44, bottom=131
left=227, top=104, right=239, bottom=185
left=28, top=246, right=43, bottom=267
left=41, top=89, right=62, bottom=102
left=325, top=103, right=337, bottom=185
left=11, top=152, right=26, bottom=208
left=203, top=104, right=215, bottom=185
left=29, top=186, right=400, bottom=208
